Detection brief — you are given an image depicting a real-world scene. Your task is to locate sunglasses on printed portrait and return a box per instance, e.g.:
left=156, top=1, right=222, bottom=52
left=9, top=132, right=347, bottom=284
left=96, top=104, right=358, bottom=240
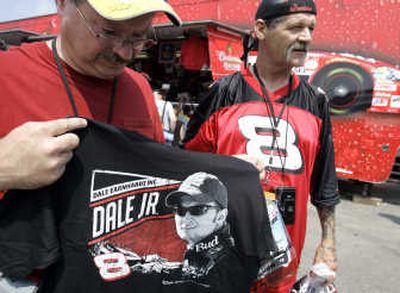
left=173, top=205, right=220, bottom=216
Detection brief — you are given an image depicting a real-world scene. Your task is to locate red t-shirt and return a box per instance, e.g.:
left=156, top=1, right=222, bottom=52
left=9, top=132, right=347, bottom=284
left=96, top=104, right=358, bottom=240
left=185, top=71, right=317, bottom=258
left=0, top=41, right=164, bottom=141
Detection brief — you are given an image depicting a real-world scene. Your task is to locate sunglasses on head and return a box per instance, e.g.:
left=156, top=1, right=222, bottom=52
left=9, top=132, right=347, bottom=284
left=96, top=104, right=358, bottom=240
left=173, top=205, right=219, bottom=216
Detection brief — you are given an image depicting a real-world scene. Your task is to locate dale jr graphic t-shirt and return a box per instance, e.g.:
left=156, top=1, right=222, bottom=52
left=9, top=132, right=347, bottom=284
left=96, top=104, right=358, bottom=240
left=0, top=120, right=277, bottom=293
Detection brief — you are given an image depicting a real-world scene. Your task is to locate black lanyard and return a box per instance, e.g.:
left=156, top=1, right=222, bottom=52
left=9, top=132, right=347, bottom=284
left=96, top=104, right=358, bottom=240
left=252, top=64, right=292, bottom=172
left=51, top=39, right=118, bottom=123
left=252, top=64, right=292, bottom=129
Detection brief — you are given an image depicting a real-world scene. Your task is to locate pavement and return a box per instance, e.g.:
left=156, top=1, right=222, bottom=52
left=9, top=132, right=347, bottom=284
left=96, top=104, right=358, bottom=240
left=298, top=180, right=400, bottom=293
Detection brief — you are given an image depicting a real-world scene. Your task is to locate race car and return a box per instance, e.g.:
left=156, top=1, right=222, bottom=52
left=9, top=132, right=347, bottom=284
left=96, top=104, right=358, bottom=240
left=296, top=51, right=400, bottom=184
left=296, top=51, right=400, bottom=115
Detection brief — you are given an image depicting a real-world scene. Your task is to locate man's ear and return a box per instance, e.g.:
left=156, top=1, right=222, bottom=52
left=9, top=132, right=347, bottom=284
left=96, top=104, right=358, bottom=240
left=254, top=19, right=267, bottom=40
left=216, top=209, right=228, bottom=224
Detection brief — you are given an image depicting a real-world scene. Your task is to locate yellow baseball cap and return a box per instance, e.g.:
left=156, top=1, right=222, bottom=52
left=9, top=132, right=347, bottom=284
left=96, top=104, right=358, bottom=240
left=87, top=0, right=182, bottom=25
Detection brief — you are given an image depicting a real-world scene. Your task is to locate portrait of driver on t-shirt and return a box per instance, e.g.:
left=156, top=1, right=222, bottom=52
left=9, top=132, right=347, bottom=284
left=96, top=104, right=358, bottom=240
left=165, top=172, right=229, bottom=248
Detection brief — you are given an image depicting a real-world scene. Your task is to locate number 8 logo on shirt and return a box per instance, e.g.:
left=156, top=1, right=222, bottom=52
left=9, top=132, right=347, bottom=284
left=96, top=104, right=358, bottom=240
left=238, top=115, right=303, bottom=172
left=94, top=252, right=131, bottom=281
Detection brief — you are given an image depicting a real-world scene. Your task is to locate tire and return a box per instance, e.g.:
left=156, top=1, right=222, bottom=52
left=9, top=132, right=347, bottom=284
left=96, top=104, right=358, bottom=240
left=310, top=62, right=374, bottom=115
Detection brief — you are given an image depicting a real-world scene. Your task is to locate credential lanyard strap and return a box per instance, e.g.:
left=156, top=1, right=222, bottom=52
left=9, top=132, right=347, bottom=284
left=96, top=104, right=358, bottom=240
left=252, top=65, right=292, bottom=128
left=252, top=65, right=292, bottom=172
left=51, top=39, right=118, bottom=123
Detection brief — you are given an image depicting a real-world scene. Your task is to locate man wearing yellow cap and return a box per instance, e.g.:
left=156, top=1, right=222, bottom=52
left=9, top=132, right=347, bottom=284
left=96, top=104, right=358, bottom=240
left=0, top=0, right=180, bottom=291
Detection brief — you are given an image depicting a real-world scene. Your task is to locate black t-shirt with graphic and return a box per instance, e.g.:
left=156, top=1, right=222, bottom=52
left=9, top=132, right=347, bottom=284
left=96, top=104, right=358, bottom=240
left=0, top=120, right=276, bottom=293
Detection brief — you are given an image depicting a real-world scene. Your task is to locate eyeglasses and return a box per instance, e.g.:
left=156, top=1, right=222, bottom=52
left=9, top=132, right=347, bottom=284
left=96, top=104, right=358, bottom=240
left=75, top=5, right=156, bottom=50
left=173, top=205, right=220, bottom=217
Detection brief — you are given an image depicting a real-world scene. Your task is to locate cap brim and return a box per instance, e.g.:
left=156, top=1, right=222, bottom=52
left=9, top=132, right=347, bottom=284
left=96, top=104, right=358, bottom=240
left=165, top=191, right=211, bottom=207
left=87, top=0, right=182, bottom=26
left=165, top=191, right=186, bottom=207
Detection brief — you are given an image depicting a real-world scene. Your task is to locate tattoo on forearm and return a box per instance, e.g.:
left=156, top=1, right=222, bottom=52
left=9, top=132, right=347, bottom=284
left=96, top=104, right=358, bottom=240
left=318, top=205, right=336, bottom=244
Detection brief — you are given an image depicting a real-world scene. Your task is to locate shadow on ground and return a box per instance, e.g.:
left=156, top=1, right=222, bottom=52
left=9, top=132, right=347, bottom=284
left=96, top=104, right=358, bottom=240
left=338, top=180, right=400, bottom=205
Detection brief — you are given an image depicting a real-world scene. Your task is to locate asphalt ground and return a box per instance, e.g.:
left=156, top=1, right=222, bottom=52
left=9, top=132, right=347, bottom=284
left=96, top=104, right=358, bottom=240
left=298, top=180, right=400, bottom=293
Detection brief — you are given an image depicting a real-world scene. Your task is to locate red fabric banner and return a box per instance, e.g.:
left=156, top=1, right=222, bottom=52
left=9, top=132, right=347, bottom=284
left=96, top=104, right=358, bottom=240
left=207, top=27, right=244, bottom=79
left=180, top=35, right=209, bottom=70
